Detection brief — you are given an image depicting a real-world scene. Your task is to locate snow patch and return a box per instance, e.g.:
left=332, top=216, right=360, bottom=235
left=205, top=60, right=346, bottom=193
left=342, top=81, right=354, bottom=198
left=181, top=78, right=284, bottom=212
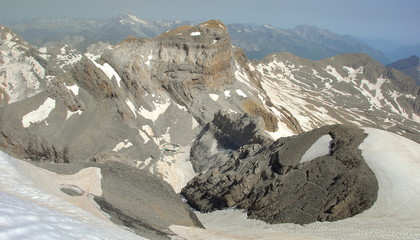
left=138, top=100, right=171, bottom=122
left=209, top=93, right=219, bottom=101
left=300, top=135, right=332, bottom=163
left=112, top=140, right=133, bottom=152
left=125, top=99, right=137, bottom=118
left=60, top=45, right=67, bottom=55
left=325, top=65, right=344, bottom=82
left=22, top=98, right=56, bottom=128
left=224, top=90, right=231, bottom=98
left=90, top=59, right=122, bottom=87
left=190, top=31, right=201, bottom=36
left=236, top=89, right=248, bottom=98
left=138, top=129, right=151, bottom=144
left=66, top=110, right=82, bottom=120
left=192, top=117, right=199, bottom=130
left=64, top=83, right=79, bottom=95
left=145, top=53, right=153, bottom=66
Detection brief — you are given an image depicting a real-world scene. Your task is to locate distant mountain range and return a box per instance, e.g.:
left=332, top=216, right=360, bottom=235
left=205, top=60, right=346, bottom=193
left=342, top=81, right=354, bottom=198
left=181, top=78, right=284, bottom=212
left=227, top=24, right=389, bottom=63
left=387, top=55, right=420, bottom=86
left=8, top=14, right=419, bottom=65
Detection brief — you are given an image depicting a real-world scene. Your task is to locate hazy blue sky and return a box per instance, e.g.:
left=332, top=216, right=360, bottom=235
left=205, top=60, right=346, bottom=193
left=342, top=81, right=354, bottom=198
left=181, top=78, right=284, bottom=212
left=1, top=0, right=419, bottom=44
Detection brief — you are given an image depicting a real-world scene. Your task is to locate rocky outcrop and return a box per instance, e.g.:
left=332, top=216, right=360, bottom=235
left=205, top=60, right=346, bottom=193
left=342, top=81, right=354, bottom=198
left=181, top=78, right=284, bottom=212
left=102, top=19, right=235, bottom=123
left=190, top=110, right=273, bottom=172
left=182, top=124, right=378, bottom=224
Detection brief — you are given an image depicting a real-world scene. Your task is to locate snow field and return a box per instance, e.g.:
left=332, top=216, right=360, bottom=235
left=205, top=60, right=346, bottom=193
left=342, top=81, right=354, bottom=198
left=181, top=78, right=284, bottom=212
left=0, top=151, right=146, bottom=240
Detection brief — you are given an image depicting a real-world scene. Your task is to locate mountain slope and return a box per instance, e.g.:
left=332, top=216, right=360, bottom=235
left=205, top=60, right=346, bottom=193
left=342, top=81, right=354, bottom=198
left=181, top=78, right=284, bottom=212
left=249, top=52, right=420, bottom=142
left=387, top=55, right=420, bottom=86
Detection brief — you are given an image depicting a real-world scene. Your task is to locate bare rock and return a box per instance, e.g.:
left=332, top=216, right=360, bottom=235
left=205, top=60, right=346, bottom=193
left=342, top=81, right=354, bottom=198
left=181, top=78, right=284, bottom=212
left=182, top=124, right=378, bottom=224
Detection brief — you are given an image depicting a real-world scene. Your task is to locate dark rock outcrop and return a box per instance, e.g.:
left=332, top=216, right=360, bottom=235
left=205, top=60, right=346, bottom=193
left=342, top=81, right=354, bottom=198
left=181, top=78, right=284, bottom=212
left=182, top=124, right=378, bottom=224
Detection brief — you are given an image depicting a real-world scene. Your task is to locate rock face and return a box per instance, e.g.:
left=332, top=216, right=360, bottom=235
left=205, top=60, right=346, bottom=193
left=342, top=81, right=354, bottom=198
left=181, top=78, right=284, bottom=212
left=182, top=124, right=378, bottom=224
left=190, top=110, right=273, bottom=172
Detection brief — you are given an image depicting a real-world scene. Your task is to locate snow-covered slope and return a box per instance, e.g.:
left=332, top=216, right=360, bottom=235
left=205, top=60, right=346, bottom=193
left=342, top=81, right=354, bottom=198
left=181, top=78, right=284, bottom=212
left=0, top=25, right=45, bottom=104
left=251, top=52, right=420, bottom=143
left=172, top=128, right=420, bottom=240
left=0, top=151, right=146, bottom=240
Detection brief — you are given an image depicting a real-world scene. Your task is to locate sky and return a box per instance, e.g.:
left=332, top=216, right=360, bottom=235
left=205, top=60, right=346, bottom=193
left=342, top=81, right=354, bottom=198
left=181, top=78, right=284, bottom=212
left=1, top=0, right=420, bottom=44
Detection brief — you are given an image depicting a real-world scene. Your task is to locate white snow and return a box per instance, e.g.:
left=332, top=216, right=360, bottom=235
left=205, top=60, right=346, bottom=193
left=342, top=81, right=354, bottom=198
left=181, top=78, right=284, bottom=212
left=0, top=151, right=146, bottom=240
left=22, top=97, right=56, bottom=128
left=138, top=100, right=171, bottom=122
left=358, top=128, right=420, bottom=221
left=235, top=89, right=248, bottom=98
left=190, top=31, right=201, bottom=36
left=126, top=13, right=148, bottom=24
left=138, top=129, right=151, bottom=144
left=66, top=110, right=83, bottom=120
left=191, top=117, right=199, bottom=130
left=64, top=83, right=79, bottom=95
left=209, top=93, right=219, bottom=101
left=125, top=98, right=137, bottom=118
left=112, top=139, right=133, bottom=152
left=60, top=45, right=67, bottom=55
left=325, top=65, right=344, bottom=82
left=145, top=53, right=153, bottom=66
left=223, top=90, right=231, bottom=98
left=300, top=135, right=332, bottom=163
left=89, top=59, right=122, bottom=87
left=171, top=128, right=420, bottom=240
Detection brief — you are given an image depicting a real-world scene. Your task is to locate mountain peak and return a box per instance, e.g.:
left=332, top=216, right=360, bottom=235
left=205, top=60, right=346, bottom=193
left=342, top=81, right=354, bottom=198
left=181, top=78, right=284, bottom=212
left=118, top=13, right=149, bottom=25
left=159, top=19, right=228, bottom=39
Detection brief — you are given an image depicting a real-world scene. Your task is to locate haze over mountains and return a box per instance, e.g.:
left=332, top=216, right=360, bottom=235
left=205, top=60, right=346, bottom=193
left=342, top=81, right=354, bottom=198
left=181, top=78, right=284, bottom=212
left=7, top=14, right=419, bottom=65
left=1, top=14, right=420, bottom=240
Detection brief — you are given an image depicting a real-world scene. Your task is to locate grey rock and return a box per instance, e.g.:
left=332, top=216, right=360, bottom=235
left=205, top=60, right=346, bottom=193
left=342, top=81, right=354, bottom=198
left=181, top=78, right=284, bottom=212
left=190, top=110, right=272, bottom=172
left=182, top=124, right=378, bottom=224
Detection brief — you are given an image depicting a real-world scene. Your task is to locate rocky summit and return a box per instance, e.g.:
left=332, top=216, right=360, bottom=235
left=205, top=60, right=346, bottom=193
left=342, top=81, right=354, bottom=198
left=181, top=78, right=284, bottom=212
left=0, top=19, right=420, bottom=239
